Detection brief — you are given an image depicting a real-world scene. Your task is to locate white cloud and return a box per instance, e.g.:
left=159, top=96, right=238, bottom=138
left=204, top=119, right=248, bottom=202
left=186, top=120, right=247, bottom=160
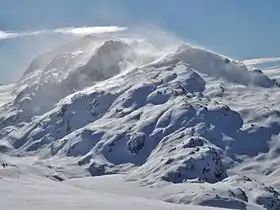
left=264, top=67, right=280, bottom=74
left=0, top=26, right=127, bottom=40
left=0, top=30, right=20, bottom=40
left=54, top=26, right=127, bottom=36
left=243, top=57, right=280, bottom=65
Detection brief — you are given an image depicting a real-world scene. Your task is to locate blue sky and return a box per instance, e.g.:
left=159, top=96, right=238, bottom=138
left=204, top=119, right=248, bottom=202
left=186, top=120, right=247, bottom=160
left=0, top=0, right=280, bottom=83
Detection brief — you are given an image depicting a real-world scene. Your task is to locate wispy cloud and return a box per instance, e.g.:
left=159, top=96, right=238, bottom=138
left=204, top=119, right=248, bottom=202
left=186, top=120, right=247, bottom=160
left=243, top=57, right=280, bottom=65
left=263, top=67, right=280, bottom=75
left=0, top=26, right=127, bottom=40
left=0, top=30, right=19, bottom=40
left=54, top=26, right=127, bottom=35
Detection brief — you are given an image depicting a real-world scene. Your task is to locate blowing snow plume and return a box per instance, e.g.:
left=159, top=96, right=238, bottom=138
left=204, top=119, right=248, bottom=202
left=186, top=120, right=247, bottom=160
left=2, top=25, right=278, bottom=122
left=10, top=27, right=182, bottom=120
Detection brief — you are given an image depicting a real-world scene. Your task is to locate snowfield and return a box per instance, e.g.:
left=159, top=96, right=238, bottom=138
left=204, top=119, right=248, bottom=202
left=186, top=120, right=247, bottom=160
left=0, top=175, right=221, bottom=210
left=1, top=32, right=280, bottom=209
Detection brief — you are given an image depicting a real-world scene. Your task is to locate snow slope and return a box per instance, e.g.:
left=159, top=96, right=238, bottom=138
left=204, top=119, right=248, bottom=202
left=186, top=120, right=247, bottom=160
left=0, top=175, right=221, bottom=210
left=1, top=33, right=280, bottom=209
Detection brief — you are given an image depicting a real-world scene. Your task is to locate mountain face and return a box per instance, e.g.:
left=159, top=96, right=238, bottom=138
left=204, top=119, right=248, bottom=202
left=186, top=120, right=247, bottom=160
left=1, top=35, right=280, bottom=209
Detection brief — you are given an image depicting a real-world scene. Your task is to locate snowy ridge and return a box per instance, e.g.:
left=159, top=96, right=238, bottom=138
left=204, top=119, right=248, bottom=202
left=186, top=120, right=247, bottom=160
left=1, top=34, right=280, bottom=209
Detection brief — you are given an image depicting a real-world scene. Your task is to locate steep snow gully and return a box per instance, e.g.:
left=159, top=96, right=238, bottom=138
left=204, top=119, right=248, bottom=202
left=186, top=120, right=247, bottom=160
left=1, top=34, right=280, bottom=209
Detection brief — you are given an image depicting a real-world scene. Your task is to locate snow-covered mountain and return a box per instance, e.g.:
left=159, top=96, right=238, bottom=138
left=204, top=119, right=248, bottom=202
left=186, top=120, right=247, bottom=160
left=1, top=34, right=280, bottom=209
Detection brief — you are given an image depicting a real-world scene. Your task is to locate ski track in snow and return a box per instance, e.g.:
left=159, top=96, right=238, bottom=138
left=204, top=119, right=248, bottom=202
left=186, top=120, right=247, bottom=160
left=1, top=33, right=280, bottom=210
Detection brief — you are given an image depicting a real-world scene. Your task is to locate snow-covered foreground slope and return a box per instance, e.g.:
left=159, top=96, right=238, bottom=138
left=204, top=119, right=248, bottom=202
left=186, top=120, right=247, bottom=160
left=1, top=33, right=280, bottom=209
left=0, top=175, right=221, bottom=210
left=0, top=154, right=254, bottom=209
